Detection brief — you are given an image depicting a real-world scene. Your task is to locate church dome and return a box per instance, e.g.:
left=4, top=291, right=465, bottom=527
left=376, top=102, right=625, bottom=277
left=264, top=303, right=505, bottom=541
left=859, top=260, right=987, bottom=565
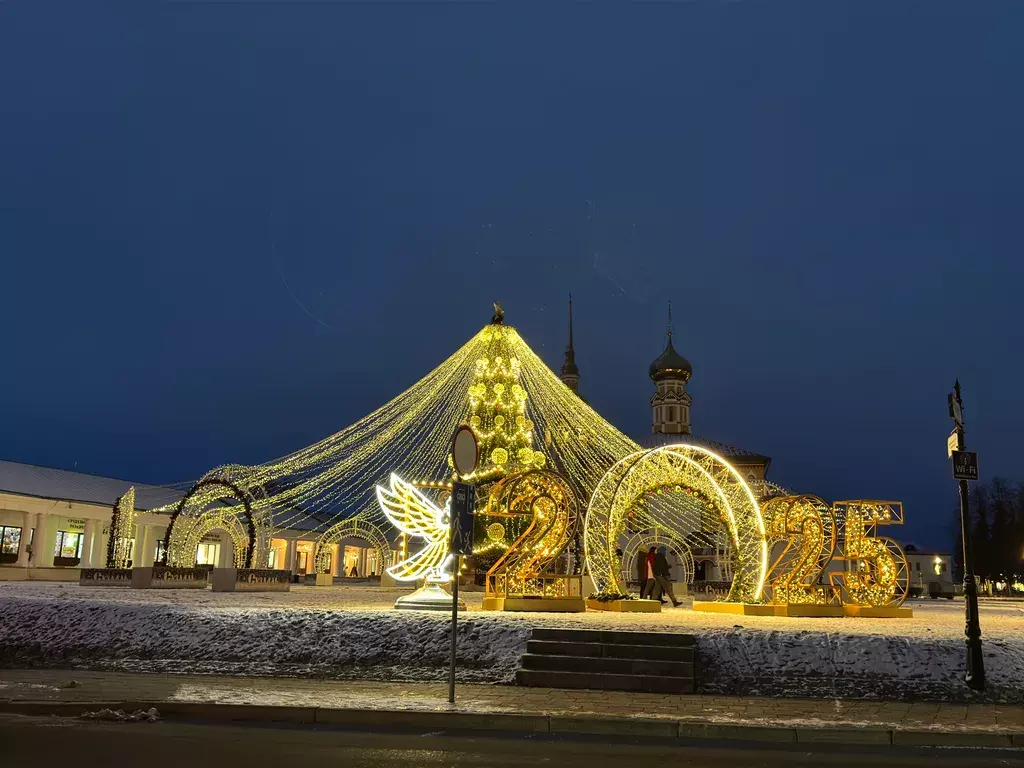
left=649, top=336, right=692, bottom=381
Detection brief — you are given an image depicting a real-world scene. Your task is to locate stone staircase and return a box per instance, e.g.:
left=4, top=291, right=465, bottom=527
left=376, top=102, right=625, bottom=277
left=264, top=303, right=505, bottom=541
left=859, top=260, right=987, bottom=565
left=515, top=628, right=698, bottom=693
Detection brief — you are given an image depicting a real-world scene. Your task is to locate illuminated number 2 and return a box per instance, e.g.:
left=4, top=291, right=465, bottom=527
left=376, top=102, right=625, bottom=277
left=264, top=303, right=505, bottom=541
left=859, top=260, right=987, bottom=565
left=834, top=500, right=910, bottom=607
left=762, top=495, right=836, bottom=604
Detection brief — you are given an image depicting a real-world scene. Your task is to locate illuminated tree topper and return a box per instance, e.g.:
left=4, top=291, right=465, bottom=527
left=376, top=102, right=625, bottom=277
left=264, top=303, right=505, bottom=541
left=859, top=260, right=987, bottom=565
left=376, top=473, right=453, bottom=583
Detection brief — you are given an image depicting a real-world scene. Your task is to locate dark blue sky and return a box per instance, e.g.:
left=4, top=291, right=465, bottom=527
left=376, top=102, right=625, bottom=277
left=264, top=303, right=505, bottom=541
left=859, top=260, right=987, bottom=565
left=2, top=4, right=1022, bottom=549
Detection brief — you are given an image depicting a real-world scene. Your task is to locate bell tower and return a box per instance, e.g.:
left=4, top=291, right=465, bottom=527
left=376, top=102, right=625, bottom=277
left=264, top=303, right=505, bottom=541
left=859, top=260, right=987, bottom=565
left=649, top=302, right=692, bottom=435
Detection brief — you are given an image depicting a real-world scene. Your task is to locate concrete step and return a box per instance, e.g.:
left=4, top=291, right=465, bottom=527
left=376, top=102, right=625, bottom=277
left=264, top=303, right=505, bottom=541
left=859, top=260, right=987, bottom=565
left=515, top=669, right=695, bottom=694
left=525, top=640, right=696, bottom=663
left=519, top=652, right=694, bottom=678
left=531, top=628, right=695, bottom=647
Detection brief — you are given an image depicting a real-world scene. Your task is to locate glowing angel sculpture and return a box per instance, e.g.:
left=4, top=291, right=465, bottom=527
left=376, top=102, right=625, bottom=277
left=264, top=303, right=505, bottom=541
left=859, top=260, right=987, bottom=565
left=376, top=473, right=453, bottom=583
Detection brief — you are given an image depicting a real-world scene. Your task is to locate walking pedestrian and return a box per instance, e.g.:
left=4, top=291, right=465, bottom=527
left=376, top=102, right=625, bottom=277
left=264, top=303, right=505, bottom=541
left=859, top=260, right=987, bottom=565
left=641, top=547, right=661, bottom=600
left=653, top=546, right=681, bottom=607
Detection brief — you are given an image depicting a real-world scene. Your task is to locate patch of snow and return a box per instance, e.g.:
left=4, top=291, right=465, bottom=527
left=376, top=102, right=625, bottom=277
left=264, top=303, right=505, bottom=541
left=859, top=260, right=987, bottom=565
left=2, top=584, right=1022, bottom=701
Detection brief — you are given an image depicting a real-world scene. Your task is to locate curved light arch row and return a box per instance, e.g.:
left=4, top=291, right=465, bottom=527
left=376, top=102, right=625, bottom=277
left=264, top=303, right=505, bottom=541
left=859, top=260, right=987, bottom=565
left=584, top=444, right=767, bottom=603
left=314, top=516, right=391, bottom=576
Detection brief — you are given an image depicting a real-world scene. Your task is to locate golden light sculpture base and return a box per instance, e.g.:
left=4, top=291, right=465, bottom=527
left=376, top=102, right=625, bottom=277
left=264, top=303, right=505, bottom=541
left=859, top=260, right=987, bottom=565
left=586, top=599, right=662, bottom=613
left=692, top=602, right=844, bottom=617
left=692, top=601, right=912, bottom=618
left=482, top=597, right=587, bottom=612
left=691, top=601, right=778, bottom=616
left=843, top=605, right=913, bottom=618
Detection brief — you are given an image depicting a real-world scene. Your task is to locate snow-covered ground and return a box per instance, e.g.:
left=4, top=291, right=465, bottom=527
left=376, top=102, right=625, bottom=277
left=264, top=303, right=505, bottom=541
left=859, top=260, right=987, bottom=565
left=1, top=583, right=1022, bottom=702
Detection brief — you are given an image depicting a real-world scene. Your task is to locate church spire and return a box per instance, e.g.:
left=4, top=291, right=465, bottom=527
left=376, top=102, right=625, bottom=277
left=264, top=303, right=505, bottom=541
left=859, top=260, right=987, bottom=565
left=560, top=293, right=580, bottom=393
left=667, top=299, right=674, bottom=341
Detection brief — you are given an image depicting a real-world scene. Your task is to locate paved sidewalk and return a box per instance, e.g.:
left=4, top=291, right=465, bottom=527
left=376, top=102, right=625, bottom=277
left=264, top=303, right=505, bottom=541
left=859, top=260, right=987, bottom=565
left=1, top=669, right=1022, bottom=748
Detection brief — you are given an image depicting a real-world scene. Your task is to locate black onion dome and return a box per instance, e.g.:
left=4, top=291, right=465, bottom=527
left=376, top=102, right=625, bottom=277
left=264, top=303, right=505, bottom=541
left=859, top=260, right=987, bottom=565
left=649, top=336, right=692, bottom=380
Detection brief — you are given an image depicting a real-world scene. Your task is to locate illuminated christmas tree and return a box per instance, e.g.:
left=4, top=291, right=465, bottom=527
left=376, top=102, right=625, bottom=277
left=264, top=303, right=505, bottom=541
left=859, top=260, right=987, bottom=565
left=461, top=316, right=546, bottom=484
left=458, top=310, right=547, bottom=568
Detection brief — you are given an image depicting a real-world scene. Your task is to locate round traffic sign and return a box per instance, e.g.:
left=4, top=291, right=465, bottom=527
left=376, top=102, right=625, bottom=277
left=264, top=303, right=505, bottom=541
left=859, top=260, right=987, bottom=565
left=451, top=425, right=479, bottom=478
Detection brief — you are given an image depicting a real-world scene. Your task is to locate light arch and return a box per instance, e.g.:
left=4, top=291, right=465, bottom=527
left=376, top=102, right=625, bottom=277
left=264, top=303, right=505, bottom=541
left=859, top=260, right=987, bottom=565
left=584, top=444, right=767, bottom=603
left=314, top=517, right=391, bottom=576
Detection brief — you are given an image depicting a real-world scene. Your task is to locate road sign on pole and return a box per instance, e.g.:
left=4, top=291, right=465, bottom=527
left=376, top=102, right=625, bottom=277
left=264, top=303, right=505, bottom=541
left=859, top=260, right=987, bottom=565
left=952, top=451, right=978, bottom=481
left=450, top=481, right=476, bottom=556
left=947, top=430, right=961, bottom=458
left=948, top=380, right=984, bottom=691
left=448, top=424, right=478, bottom=705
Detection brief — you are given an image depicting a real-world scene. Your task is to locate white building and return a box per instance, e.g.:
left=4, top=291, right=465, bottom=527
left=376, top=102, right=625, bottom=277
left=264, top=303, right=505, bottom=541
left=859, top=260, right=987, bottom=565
left=0, top=460, right=391, bottom=582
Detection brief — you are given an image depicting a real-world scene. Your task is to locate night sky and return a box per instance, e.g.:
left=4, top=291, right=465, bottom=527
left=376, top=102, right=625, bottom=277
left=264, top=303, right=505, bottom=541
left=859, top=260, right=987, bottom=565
left=2, top=4, right=1022, bottom=549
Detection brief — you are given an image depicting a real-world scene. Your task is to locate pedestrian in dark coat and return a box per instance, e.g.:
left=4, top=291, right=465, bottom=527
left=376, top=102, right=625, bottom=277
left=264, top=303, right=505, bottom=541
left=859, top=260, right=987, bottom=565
left=653, top=547, right=681, bottom=607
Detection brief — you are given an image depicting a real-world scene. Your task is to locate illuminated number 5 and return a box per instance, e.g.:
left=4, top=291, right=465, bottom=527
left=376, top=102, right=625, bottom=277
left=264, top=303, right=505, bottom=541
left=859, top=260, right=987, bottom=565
left=833, top=500, right=910, bottom=607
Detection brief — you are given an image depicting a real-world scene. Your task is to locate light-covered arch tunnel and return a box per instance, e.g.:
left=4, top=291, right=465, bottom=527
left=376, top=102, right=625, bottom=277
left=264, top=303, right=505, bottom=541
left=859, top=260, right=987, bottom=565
left=584, top=444, right=767, bottom=603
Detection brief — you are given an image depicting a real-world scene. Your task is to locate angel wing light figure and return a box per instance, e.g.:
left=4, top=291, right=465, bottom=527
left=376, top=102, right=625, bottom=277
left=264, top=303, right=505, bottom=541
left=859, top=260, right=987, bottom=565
left=376, top=473, right=454, bottom=583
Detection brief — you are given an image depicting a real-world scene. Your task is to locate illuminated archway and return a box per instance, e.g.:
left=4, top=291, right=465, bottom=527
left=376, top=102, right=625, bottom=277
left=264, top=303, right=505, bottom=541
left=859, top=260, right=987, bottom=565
left=584, top=445, right=767, bottom=603
left=314, top=517, right=391, bottom=576
left=619, top=529, right=695, bottom=586
left=163, top=466, right=274, bottom=569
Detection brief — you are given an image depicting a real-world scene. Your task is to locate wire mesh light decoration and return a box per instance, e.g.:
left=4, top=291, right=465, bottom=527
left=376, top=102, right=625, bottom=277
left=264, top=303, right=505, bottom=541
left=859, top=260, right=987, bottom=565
left=484, top=469, right=580, bottom=600
left=163, top=466, right=273, bottom=569
left=585, top=444, right=767, bottom=603
left=105, top=486, right=136, bottom=569
left=314, top=516, right=391, bottom=576
left=762, top=495, right=837, bottom=605
left=831, top=500, right=910, bottom=608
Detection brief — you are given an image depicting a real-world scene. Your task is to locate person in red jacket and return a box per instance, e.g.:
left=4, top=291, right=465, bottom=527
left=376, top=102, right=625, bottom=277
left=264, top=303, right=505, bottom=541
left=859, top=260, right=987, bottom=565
left=640, top=546, right=660, bottom=600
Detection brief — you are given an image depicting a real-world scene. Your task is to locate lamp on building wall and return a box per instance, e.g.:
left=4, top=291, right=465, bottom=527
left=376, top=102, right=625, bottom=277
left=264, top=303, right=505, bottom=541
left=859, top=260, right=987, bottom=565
left=934, top=555, right=943, bottom=576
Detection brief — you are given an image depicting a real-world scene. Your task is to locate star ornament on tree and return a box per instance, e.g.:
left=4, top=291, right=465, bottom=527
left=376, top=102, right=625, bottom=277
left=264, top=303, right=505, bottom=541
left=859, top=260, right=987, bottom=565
left=376, top=473, right=453, bottom=583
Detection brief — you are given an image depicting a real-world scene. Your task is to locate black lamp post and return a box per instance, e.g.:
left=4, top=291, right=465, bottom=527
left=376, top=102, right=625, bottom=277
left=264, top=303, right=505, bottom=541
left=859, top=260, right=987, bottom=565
left=949, top=380, right=985, bottom=691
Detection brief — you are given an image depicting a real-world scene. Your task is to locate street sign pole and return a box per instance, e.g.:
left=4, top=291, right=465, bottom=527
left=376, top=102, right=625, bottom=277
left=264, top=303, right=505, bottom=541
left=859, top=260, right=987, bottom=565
left=448, top=551, right=459, bottom=704
left=448, top=425, right=478, bottom=705
left=949, top=380, right=985, bottom=691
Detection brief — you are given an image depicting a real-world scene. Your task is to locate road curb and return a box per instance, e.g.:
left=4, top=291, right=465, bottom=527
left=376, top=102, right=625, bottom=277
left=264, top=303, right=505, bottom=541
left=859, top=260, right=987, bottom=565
left=0, top=699, right=1020, bottom=749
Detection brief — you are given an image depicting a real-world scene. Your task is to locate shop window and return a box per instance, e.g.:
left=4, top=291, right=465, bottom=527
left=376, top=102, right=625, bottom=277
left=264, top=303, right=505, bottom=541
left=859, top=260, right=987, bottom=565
left=196, top=542, right=219, bottom=566
left=0, top=526, right=22, bottom=564
left=344, top=546, right=361, bottom=577
left=153, top=539, right=167, bottom=564
left=53, top=530, right=83, bottom=566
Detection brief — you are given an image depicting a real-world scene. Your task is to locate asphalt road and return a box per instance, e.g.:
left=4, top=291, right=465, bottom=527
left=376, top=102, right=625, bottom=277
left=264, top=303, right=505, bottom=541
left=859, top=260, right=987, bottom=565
left=2, top=715, right=1022, bottom=768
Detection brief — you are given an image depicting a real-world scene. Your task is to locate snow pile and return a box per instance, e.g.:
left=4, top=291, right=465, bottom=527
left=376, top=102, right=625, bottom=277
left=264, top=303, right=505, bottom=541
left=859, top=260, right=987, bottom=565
left=696, top=626, right=1024, bottom=703
left=0, top=594, right=532, bottom=684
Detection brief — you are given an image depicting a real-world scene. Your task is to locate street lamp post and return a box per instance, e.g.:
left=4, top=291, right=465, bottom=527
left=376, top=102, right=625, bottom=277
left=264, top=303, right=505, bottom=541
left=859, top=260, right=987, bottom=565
left=949, top=380, right=984, bottom=691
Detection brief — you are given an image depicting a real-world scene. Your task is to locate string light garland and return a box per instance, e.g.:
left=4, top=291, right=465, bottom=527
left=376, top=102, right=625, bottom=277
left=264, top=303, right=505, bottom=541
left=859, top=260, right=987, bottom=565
left=151, top=321, right=646, bottom=561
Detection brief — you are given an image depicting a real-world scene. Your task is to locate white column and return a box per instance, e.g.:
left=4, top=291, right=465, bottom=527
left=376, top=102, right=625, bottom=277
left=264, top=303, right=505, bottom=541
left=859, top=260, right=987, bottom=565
left=33, top=514, right=54, bottom=568
left=131, top=524, right=148, bottom=568
left=80, top=520, right=96, bottom=568
left=286, top=539, right=298, bottom=573
left=15, top=512, right=31, bottom=568
left=93, top=526, right=109, bottom=568
left=217, top=532, right=232, bottom=568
